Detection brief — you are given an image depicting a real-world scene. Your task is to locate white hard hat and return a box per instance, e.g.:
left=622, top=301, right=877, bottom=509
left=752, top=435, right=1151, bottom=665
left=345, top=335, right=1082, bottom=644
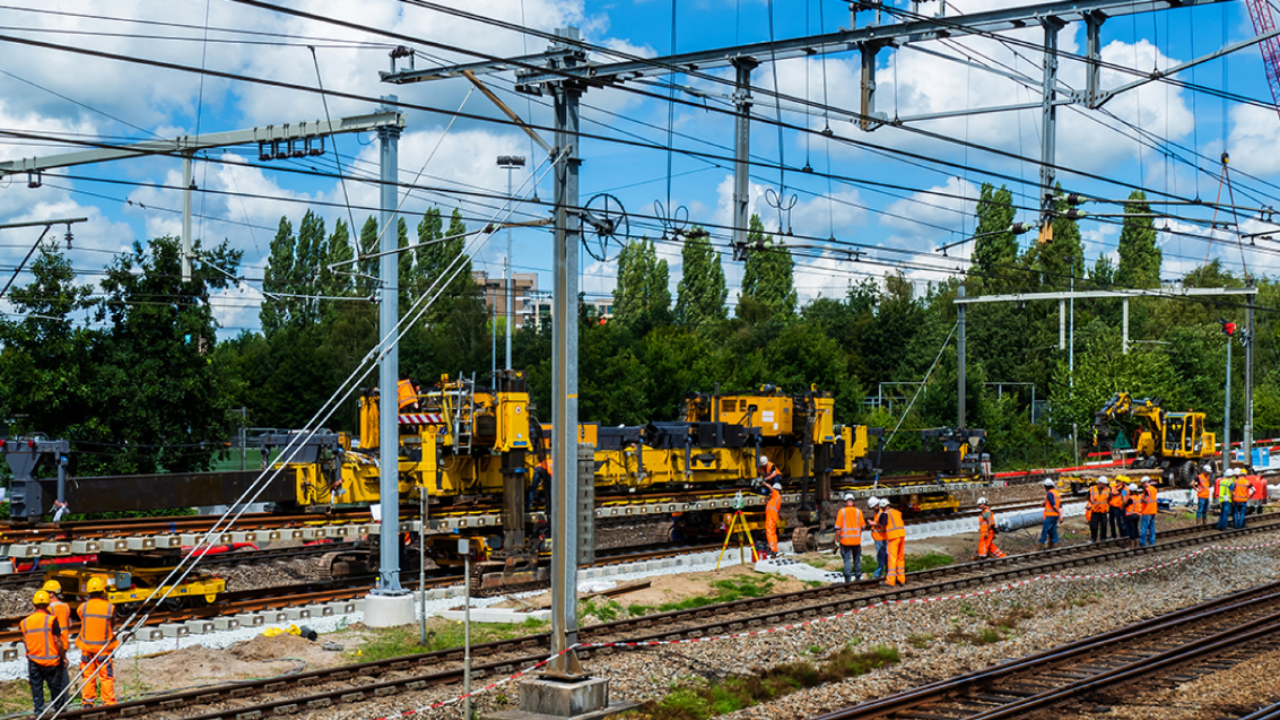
left=758, top=455, right=768, bottom=465
left=977, top=496, right=988, bottom=505
left=1129, top=483, right=1139, bottom=491
left=843, top=493, right=855, bottom=501
left=1043, top=479, right=1055, bottom=487
left=772, top=482, right=782, bottom=490
left=1140, top=476, right=1151, bottom=483
left=1096, top=477, right=1107, bottom=484
left=879, top=498, right=890, bottom=507
left=1203, top=464, right=1212, bottom=471
left=867, top=496, right=879, bottom=507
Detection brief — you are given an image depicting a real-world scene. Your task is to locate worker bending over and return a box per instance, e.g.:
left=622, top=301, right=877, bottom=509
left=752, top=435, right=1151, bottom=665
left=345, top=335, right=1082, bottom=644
left=23, top=590, right=67, bottom=717
left=833, top=493, right=866, bottom=583
left=1194, top=465, right=1212, bottom=526
left=875, top=498, right=906, bottom=586
left=1039, top=479, right=1061, bottom=550
left=77, top=577, right=118, bottom=708
left=976, top=497, right=1005, bottom=560
left=868, top=497, right=886, bottom=580
left=1088, top=478, right=1111, bottom=542
left=1109, top=478, right=1128, bottom=539
left=1138, top=476, right=1158, bottom=546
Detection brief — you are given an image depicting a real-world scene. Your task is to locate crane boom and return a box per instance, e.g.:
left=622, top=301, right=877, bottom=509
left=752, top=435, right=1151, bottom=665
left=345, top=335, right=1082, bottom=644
left=1244, top=0, right=1280, bottom=118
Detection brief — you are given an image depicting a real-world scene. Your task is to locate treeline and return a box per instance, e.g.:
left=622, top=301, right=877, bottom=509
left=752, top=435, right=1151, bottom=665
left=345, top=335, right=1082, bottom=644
left=2, top=186, right=1277, bottom=476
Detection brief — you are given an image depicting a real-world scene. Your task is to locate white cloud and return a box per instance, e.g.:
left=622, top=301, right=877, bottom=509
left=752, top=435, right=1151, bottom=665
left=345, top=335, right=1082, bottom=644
left=1225, top=104, right=1280, bottom=177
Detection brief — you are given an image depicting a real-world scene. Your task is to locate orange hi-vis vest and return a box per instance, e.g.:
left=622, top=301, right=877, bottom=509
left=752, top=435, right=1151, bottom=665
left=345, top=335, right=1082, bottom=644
left=21, top=611, right=60, bottom=667
left=1141, top=486, right=1158, bottom=515
left=1088, top=486, right=1111, bottom=515
left=1110, top=486, right=1126, bottom=508
left=48, top=598, right=71, bottom=648
left=870, top=510, right=886, bottom=541
left=1044, top=489, right=1062, bottom=518
left=1195, top=474, right=1211, bottom=499
left=765, top=488, right=782, bottom=515
left=979, top=508, right=996, bottom=535
left=1233, top=477, right=1253, bottom=503
left=76, top=598, right=117, bottom=655
left=884, top=508, right=906, bottom=541
left=396, top=379, right=417, bottom=410
left=835, top=506, right=865, bottom=546
left=1251, top=474, right=1267, bottom=500
left=1125, top=492, right=1141, bottom=517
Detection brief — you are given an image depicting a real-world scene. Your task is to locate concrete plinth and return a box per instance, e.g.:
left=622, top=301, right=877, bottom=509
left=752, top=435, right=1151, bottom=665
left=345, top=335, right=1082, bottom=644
left=484, top=676, right=636, bottom=720
left=362, top=592, right=415, bottom=628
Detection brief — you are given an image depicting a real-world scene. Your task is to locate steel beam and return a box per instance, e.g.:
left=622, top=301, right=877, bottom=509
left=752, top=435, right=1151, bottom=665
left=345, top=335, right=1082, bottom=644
left=1245, top=290, right=1255, bottom=460
left=9, top=470, right=290, bottom=518
left=1122, top=297, right=1130, bottom=354
left=377, top=97, right=404, bottom=595
left=1092, top=28, right=1280, bottom=108
left=957, top=284, right=966, bottom=428
left=859, top=45, right=880, bottom=131
left=1084, top=13, right=1104, bottom=105
left=182, top=154, right=194, bottom=283
left=0, top=112, right=404, bottom=176
left=548, top=27, right=584, bottom=679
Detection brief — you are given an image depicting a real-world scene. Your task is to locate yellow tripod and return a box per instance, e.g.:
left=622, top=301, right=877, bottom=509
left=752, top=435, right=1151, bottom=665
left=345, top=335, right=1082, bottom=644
left=716, top=493, right=760, bottom=569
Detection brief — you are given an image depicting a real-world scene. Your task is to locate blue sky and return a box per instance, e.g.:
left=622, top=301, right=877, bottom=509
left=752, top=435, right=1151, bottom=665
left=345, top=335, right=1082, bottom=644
left=0, top=0, right=1278, bottom=336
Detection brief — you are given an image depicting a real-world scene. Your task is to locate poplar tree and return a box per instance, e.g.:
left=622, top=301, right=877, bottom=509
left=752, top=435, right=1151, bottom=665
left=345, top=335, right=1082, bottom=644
left=612, top=237, right=671, bottom=327
left=738, top=213, right=797, bottom=318
left=971, top=183, right=1018, bottom=287
left=1115, top=190, right=1162, bottom=288
left=674, top=226, right=727, bottom=328
left=260, top=217, right=295, bottom=335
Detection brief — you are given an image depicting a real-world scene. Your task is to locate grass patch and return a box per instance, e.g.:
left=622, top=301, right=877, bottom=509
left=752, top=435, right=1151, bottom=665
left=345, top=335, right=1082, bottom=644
left=946, top=626, right=1005, bottom=646
left=631, top=646, right=899, bottom=719
left=581, top=598, right=623, bottom=623
left=905, top=552, right=953, bottom=573
left=988, top=608, right=1035, bottom=631
left=350, top=616, right=549, bottom=663
left=906, top=633, right=934, bottom=649
left=655, top=575, right=778, bottom=613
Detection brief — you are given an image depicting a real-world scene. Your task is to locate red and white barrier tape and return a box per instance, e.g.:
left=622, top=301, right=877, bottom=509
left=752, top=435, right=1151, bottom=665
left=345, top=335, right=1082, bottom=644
left=368, top=535, right=1280, bottom=719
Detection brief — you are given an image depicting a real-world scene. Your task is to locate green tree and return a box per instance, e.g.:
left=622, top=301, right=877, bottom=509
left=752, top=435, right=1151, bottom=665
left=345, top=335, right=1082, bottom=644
left=357, top=215, right=379, bottom=296
left=674, top=227, right=727, bottom=328
left=320, top=219, right=354, bottom=323
left=612, top=237, right=671, bottom=328
left=971, top=183, right=1018, bottom=286
left=738, top=214, right=797, bottom=318
left=260, top=217, right=295, bottom=335
left=1115, top=190, right=1161, bottom=288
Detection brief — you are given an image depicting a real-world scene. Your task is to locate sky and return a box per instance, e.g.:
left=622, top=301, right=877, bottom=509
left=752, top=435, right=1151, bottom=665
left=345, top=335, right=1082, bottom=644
left=1, top=0, right=1279, bottom=337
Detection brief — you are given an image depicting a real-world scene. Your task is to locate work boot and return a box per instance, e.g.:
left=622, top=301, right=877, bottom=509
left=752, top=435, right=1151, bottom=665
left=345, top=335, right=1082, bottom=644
left=1048, top=542, right=1057, bottom=550
left=844, top=574, right=852, bottom=584
left=1036, top=543, right=1045, bottom=551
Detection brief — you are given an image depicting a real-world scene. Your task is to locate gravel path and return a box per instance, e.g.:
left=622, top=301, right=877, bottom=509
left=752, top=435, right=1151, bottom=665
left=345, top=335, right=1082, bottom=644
left=296, top=523, right=1280, bottom=720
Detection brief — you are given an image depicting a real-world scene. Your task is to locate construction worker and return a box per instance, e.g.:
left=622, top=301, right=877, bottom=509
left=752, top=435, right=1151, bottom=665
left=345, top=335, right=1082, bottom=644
left=23, top=590, right=67, bottom=717
left=1039, top=479, right=1061, bottom=550
left=1231, top=467, right=1252, bottom=529
left=757, top=455, right=781, bottom=485
left=976, top=497, right=1005, bottom=559
left=396, top=378, right=420, bottom=412
left=77, top=577, right=118, bottom=708
left=1124, top=482, right=1142, bottom=548
left=1193, top=465, right=1213, bottom=525
left=42, top=581, right=71, bottom=689
left=1088, top=478, right=1111, bottom=542
left=1138, top=476, right=1158, bottom=547
left=1216, top=468, right=1234, bottom=531
left=1109, top=478, right=1128, bottom=539
left=833, top=493, right=866, bottom=583
left=875, top=498, right=906, bottom=586
left=1250, top=468, right=1268, bottom=515
left=868, top=497, right=886, bottom=579
left=760, top=479, right=783, bottom=558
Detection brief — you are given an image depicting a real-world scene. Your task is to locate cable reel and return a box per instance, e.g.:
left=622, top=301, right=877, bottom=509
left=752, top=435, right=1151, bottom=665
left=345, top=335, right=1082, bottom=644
left=579, top=193, right=629, bottom=262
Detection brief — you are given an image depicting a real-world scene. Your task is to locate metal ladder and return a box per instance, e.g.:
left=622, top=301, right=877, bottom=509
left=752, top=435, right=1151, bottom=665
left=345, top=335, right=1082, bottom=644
left=452, top=372, right=477, bottom=452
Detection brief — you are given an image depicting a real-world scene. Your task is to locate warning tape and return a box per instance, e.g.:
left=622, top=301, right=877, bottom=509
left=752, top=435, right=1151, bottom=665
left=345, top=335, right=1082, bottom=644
left=368, top=535, right=1280, bottom=719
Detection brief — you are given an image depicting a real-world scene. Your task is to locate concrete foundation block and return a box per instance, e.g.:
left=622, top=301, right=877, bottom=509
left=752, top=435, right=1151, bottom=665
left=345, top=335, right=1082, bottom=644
left=157, top=534, right=183, bottom=549
left=39, top=542, right=70, bottom=557
left=70, top=540, right=102, bottom=554
left=179, top=533, right=202, bottom=547
left=230, top=531, right=257, bottom=544
left=235, top=613, right=265, bottom=627
left=264, top=610, right=289, bottom=624
left=160, top=624, right=189, bottom=639
left=285, top=607, right=312, bottom=620
left=126, top=537, right=156, bottom=551
left=137, top=628, right=165, bottom=641
left=183, top=619, right=215, bottom=635
left=2, top=644, right=20, bottom=661
left=484, top=676, right=635, bottom=720
left=213, top=617, right=241, bottom=631
left=363, top=592, right=414, bottom=627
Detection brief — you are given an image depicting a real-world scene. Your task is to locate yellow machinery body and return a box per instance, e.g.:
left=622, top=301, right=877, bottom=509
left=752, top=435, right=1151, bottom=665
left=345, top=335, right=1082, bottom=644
left=1094, top=392, right=1217, bottom=485
left=44, top=558, right=224, bottom=608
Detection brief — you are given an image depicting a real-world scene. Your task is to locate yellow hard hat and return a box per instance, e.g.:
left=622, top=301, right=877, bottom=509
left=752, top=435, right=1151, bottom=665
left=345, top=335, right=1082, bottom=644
left=41, top=580, right=61, bottom=594
left=85, top=577, right=107, bottom=594
left=33, top=590, right=50, bottom=605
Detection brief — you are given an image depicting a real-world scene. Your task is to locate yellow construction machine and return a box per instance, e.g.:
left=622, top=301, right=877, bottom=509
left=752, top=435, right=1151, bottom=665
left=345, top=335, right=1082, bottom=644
left=1093, top=392, right=1216, bottom=486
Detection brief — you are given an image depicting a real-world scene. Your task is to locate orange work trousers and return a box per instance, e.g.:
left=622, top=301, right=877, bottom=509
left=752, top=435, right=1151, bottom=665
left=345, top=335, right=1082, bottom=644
left=765, top=510, right=779, bottom=554
left=978, top=530, right=1006, bottom=559
left=81, top=658, right=116, bottom=706
left=885, top=537, right=905, bottom=585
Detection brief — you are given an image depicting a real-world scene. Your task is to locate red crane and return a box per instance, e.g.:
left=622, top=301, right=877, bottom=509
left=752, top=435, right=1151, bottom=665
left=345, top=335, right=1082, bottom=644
left=1243, top=0, right=1280, bottom=117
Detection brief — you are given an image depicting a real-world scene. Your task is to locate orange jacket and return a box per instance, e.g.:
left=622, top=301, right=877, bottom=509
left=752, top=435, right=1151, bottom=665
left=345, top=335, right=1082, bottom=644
left=765, top=488, right=782, bottom=516
left=759, top=461, right=780, bottom=483
left=1124, top=492, right=1142, bottom=517
left=1141, top=486, right=1158, bottom=515
left=978, top=508, right=996, bottom=537
left=1088, top=486, right=1111, bottom=514
left=835, top=506, right=865, bottom=546
left=1195, top=474, right=1211, bottom=499
left=883, top=508, right=906, bottom=541
left=48, top=598, right=71, bottom=649
left=1044, top=489, right=1062, bottom=518
left=76, top=598, right=118, bottom=656
left=870, top=510, right=886, bottom=541
left=1232, top=477, right=1252, bottom=503
left=21, top=611, right=62, bottom=667
left=1109, top=486, right=1126, bottom=508
left=1250, top=475, right=1267, bottom=500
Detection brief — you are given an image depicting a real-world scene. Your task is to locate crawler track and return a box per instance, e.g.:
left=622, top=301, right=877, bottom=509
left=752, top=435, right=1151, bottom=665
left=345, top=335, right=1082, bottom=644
left=807, top=580, right=1280, bottom=719
left=56, top=519, right=1280, bottom=720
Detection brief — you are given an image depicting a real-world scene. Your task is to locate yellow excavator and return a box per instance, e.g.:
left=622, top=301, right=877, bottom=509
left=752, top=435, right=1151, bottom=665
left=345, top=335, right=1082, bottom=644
left=1093, top=392, right=1216, bottom=486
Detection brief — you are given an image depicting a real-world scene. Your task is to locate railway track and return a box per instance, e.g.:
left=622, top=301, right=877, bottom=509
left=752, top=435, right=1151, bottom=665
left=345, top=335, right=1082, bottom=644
left=54, top=517, right=1280, bottom=720
left=806, top=580, right=1280, bottom=719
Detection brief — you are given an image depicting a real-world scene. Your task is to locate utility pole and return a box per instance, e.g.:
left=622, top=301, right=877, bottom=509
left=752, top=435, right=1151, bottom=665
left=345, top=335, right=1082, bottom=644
left=1224, top=337, right=1232, bottom=466
left=498, top=155, right=526, bottom=371
left=1244, top=285, right=1255, bottom=461
left=957, top=284, right=966, bottom=428
left=730, top=58, right=758, bottom=256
